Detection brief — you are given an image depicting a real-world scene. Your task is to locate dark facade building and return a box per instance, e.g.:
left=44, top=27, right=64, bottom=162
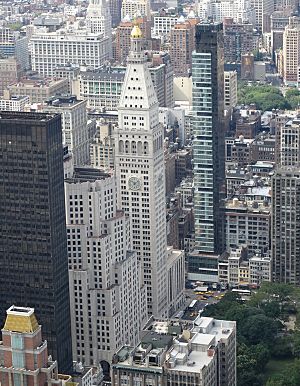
left=189, top=22, right=225, bottom=282
left=272, top=168, right=300, bottom=285
left=0, top=111, right=72, bottom=372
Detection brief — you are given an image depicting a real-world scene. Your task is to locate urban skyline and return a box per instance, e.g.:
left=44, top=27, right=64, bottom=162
left=0, top=0, right=300, bottom=384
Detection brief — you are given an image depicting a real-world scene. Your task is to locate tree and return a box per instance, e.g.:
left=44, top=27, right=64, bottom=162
left=285, top=89, right=300, bottom=109
left=240, top=314, right=278, bottom=345
left=271, top=336, right=293, bottom=359
left=237, top=84, right=290, bottom=111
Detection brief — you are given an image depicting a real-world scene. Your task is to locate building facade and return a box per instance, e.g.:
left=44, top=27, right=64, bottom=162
left=111, top=317, right=236, bottom=386
left=170, top=18, right=197, bottom=76
left=0, top=57, right=21, bottom=96
left=272, top=168, right=300, bottom=285
left=7, top=77, right=68, bottom=104
left=65, top=168, right=147, bottom=366
left=114, top=26, right=169, bottom=317
left=224, top=71, right=238, bottom=112
left=43, top=95, right=93, bottom=166
left=283, top=17, right=300, bottom=85
left=86, top=0, right=112, bottom=58
left=31, top=30, right=110, bottom=76
left=121, top=0, right=151, bottom=21
left=192, top=22, right=225, bottom=254
left=0, top=306, right=71, bottom=386
left=0, top=111, right=72, bottom=372
left=0, top=93, right=29, bottom=111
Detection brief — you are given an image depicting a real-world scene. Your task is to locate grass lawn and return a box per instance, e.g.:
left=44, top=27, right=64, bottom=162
left=263, top=358, right=295, bottom=383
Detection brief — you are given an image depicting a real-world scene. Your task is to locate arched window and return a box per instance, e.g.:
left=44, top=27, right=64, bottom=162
left=137, top=141, right=142, bottom=155
left=143, top=141, right=149, bottom=155
left=119, top=140, right=124, bottom=153
left=131, top=141, right=137, bottom=154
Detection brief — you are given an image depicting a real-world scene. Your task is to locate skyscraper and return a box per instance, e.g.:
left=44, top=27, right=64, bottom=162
left=114, top=25, right=168, bottom=317
left=86, top=0, right=112, bottom=58
left=250, top=0, right=275, bottom=32
left=0, top=111, right=72, bottom=372
left=65, top=167, right=147, bottom=366
left=189, top=23, right=225, bottom=282
left=283, top=17, right=300, bottom=86
left=272, top=168, right=300, bottom=285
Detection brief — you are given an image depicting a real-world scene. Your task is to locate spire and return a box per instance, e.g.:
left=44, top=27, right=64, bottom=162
left=128, top=21, right=145, bottom=61
left=131, top=24, right=143, bottom=39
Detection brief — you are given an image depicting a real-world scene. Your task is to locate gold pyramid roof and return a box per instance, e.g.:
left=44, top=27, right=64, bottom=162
left=3, top=306, right=39, bottom=333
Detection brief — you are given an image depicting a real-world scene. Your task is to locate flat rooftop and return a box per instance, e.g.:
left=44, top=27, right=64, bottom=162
left=0, top=111, right=58, bottom=122
left=65, top=167, right=111, bottom=183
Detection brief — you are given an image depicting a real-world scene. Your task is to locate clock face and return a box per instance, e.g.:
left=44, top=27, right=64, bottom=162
left=128, top=176, right=142, bottom=191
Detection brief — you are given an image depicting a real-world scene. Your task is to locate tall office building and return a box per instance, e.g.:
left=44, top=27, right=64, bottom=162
left=66, top=168, right=147, bottom=366
left=0, top=111, right=72, bottom=372
left=272, top=168, right=300, bottom=285
left=42, top=95, right=93, bottom=166
left=198, top=0, right=255, bottom=26
left=250, top=0, right=275, bottom=32
left=276, top=116, right=300, bottom=166
left=283, top=17, right=300, bottom=85
left=109, top=0, right=122, bottom=27
left=121, top=0, right=151, bottom=21
left=86, top=0, right=112, bottom=58
left=189, top=23, right=225, bottom=282
left=114, top=26, right=168, bottom=317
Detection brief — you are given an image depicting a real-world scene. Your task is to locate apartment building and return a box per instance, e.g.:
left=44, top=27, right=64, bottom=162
left=223, top=197, right=270, bottom=255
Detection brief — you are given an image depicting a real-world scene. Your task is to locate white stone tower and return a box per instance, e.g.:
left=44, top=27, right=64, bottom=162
left=66, top=169, right=147, bottom=365
left=114, top=25, right=168, bottom=317
left=87, top=0, right=112, bottom=57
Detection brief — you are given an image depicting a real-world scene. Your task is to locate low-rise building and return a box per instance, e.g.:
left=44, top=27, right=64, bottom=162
left=111, top=317, right=236, bottom=386
left=7, top=76, right=68, bottom=103
left=0, top=92, right=29, bottom=111
left=234, top=108, right=261, bottom=139
left=218, top=249, right=271, bottom=286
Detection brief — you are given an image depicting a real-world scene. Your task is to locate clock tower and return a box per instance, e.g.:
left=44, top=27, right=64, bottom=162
left=114, top=25, right=168, bottom=317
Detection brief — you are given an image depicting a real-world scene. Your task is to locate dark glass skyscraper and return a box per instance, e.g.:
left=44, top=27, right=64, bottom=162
left=188, top=23, right=225, bottom=282
left=0, top=111, right=72, bottom=373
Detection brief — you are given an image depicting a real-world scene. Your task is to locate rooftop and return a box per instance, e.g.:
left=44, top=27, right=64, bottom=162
left=3, top=305, right=39, bottom=333
left=65, top=167, right=111, bottom=183
left=0, top=111, right=58, bottom=122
